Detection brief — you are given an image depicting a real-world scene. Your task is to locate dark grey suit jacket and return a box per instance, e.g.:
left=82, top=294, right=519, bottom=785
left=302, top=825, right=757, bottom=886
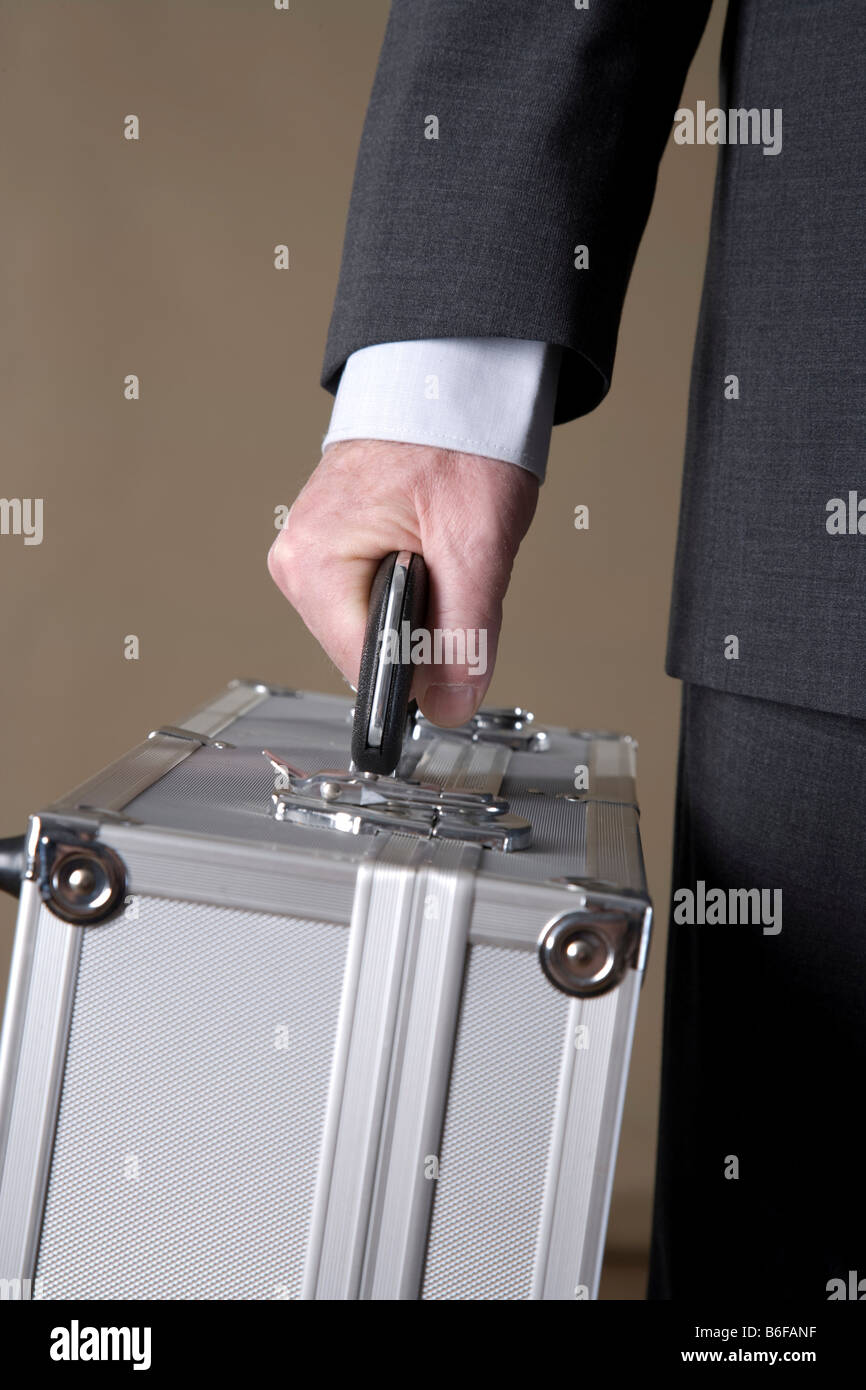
left=323, top=0, right=866, bottom=721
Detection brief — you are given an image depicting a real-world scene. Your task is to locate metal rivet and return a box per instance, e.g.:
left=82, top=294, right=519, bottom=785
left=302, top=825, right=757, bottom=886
left=66, top=864, right=96, bottom=895
left=539, top=912, right=618, bottom=997
left=43, top=842, right=126, bottom=925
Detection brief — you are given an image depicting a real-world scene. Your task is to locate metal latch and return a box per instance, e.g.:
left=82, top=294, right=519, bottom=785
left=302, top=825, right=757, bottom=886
left=409, top=705, right=549, bottom=752
left=264, top=752, right=531, bottom=852
left=348, top=704, right=549, bottom=752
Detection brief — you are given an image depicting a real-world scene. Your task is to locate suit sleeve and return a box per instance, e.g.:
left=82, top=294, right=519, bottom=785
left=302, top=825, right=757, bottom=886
left=321, top=0, right=712, bottom=426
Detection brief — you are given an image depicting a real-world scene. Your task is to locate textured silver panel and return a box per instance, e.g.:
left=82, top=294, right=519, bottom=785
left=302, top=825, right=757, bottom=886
left=421, top=944, right=569, bottom=1300
left=478, top=794, right=644, bottom=892
left=479, top=793, right=589, bottom=882
left=35, top=897, right=346, bottom=1300
left=122, top=743, right=355, bottom=852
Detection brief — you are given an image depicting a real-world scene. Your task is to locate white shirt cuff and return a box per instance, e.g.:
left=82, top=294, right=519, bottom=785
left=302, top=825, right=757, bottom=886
left=322, top=338, right=560, bottom=482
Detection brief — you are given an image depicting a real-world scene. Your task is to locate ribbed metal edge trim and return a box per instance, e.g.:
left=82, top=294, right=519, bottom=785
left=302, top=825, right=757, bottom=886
left=45, top=681, right=270, bottom=818
left=0, top=885, right=81, bottom=1291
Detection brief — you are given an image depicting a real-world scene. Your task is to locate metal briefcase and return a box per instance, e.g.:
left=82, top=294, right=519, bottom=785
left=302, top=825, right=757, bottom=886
left=0, top=561, right=652, bottom=1301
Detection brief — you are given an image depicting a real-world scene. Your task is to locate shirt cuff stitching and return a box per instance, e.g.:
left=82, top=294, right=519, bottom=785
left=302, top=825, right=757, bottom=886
left=322, top=428, right=545, bottom=471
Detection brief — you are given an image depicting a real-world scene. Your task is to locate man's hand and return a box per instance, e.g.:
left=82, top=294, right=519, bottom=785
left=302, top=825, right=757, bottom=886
left=267, top=439, right=538, bottom=727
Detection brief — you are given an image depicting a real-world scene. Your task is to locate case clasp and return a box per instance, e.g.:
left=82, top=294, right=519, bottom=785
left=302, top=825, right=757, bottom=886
left=263, top=752, right=531, bottom=852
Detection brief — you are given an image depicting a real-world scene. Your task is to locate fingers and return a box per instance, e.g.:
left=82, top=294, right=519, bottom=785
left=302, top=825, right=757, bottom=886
left=409, top=549, right=503, bottom=727
left=268, top=540, right=377, bottom=687
left=411, top=453, right=538, bottom=724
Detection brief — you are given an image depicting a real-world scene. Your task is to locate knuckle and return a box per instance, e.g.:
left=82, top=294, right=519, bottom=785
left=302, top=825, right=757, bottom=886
left=267, top=524, right=306, bottom=600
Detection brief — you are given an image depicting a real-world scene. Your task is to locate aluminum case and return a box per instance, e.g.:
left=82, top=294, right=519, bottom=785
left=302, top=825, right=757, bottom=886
left=0, top=680, right=651, bottom=1301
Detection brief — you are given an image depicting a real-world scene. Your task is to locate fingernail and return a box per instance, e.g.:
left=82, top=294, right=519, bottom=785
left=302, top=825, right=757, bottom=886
left=423, top=683, right=479, bottom=728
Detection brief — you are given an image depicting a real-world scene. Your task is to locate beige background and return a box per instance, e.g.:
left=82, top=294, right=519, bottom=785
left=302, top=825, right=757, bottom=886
left=0, top=0, right=724, bottom=1296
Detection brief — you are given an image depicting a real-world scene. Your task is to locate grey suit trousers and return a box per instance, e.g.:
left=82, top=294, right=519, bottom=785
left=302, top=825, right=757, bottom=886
left=649, top=683, right=866, bottom=1300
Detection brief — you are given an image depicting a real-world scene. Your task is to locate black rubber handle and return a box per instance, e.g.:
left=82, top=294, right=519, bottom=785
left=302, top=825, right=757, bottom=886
left=351, top=551, right=428, bottom=776
left=0, top=834, right=27, bottom=899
